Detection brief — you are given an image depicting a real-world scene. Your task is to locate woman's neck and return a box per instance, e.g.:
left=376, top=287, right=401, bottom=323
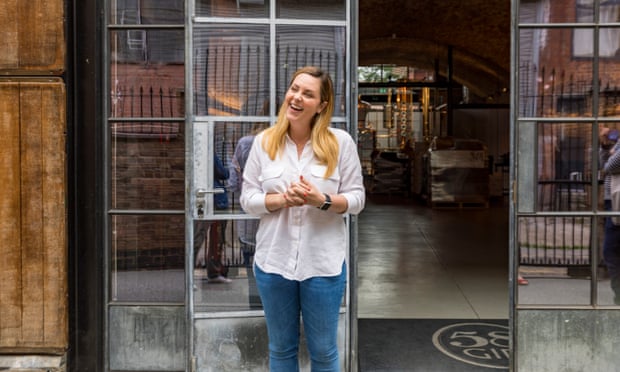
left=288, top=125, right=311, bottom=146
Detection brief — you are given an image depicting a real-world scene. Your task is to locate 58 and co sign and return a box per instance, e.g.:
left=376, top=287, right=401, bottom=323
left=432, top=322, right=509, bottom=369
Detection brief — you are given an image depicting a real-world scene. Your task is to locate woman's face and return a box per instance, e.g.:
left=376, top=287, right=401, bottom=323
left=285, top=73, right=327, bottom=128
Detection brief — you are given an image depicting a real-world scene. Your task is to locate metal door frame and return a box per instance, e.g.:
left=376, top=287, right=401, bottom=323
left=184, top=0, right=359, bottom=370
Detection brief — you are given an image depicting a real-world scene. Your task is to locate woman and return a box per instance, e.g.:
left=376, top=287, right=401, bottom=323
left=240, top=66, right=365, bottom=371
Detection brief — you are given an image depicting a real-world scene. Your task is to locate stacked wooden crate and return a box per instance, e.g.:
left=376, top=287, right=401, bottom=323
left=428, top=138, right=489, bottom=208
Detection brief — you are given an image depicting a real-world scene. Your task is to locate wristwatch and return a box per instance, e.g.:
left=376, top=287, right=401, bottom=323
left=318, top=193, right=332, bottom=211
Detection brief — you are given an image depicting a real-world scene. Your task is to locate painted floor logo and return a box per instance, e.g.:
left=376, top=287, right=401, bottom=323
left=432, top=322, right=509, bottom=369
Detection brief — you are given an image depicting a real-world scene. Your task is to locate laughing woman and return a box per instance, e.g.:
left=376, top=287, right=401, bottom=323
left=240, top=66, right=365, bottom=371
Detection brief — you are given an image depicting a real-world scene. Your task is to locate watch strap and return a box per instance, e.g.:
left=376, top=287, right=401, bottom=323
left=319, top=193, right=332, bottom=210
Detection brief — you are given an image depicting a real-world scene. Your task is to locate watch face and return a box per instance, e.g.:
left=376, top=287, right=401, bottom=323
left=320, top=193, right=332, bottom=210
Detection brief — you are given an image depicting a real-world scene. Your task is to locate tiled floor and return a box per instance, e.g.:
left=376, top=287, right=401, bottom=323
left=357, top=195, right=510, bottom=320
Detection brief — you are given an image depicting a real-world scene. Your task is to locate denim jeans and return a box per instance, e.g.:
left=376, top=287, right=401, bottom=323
left=254, top=263, right=346, bottom=372
left=604, top=200, right=620, bottom=303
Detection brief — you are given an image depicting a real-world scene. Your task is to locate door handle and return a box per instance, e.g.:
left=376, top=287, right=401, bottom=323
left=195, top=188, right=225, bottom=218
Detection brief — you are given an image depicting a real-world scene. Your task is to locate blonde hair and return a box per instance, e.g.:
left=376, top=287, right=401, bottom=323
left=261, top=66, right=339, bottom=178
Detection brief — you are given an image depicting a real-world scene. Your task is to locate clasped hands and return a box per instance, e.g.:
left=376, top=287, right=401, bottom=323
left=281, top=175, right=322, bottom=209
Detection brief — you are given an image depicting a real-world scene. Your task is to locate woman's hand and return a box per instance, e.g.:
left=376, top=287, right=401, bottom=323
left=268, top=176, right=329, bottom=210
left=295, top=175, right=323, bottom=208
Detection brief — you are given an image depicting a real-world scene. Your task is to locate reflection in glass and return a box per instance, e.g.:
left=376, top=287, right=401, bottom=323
left=193, top=25, right=270, bottom=116
left=598, top=207, right=620, bottom=305
left=599, top=29, right=620, bottom=118
left=518, top=28, right=593, bottom=117
left=519, top=0, right=593, bottom=24
left=110, top=122, right=185, bottom=210
left=518, top=215, right=592, bottom=305
left=195, top=0, right=268, bottom=18
left=193, top=218, right=262, bottom=312
left=277, top=0, right=345, bottom=20
left=111, top=214, right=185, bottom=302
left=598, top=121, right=620, bottom=305
left=535, top=122, right=594, bottom=212
left=197, top=122, right=271, bottom=216
left=109, top=0, right=184, bottom=25
left=276, top=25, right=346, bottom=117
left=109, top=30, right=185, bottom=119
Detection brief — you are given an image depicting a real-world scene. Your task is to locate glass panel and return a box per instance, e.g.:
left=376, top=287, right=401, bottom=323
left=110, top=120, right=185, bottom=210
left=109, top=29, right=184, bottom=119
left=518, top=216, right=591, bottom=305
left=110, top=0, right=184, bottom=25
left=193, top=121, right=270, bottom=216
left=518, top=28, right=594, bottom=118
left=276, top=25, right=346, bottom=117
left=195, top=0, right=268, bottom=18
left=600, top=2, right=620, bottom=25
left=517, top=121, right=536, bottom=212
left=597, top=122, right=620, bottom=211
left=590, top=25, right=620, bottom=58
left=193, top=217, right=263, bottom=312
left=536, top=122, right=594, bottom=212
left=111, top=214, right=185, bottom=302
left=599, top=29, right=620, bottom=115
left=598, top=121, right=620, bottom=305
left=519, top=0, right=593, bottom=24
left=277, top=0, right=345, bottom=21
left=192, top=25, right=270, bottom=116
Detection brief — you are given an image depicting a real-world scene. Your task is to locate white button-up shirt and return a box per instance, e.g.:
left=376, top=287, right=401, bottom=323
left=240, top=127, right=365, bottom=281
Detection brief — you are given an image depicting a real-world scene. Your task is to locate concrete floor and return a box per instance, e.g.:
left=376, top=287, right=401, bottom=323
left=357, top=195, right=510, bottom=320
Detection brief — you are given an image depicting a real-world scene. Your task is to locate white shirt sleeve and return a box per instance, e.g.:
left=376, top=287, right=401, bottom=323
left=334, top=129, right=366, bottom=215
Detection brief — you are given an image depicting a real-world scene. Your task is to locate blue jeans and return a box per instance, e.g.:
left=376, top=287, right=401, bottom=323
left=603, top=200, right=620, bottom=303
left=254, top=263, right=346, bottom=372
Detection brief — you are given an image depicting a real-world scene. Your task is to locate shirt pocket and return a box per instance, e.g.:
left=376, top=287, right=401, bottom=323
left=259, top=165, right=287, bottom=193
left=309, top=164, right=340, bottom=194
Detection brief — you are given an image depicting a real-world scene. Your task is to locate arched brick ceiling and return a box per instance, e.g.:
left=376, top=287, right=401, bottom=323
left=359, top=0, right=510, bottom=101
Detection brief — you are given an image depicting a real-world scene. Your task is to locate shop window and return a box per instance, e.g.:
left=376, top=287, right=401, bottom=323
left=574, top=0, right=620, bottom=58
left=113, top=0, right=184, bottom=64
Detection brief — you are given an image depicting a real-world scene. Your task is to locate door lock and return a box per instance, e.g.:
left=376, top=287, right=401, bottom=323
left=195, top=188, right=206, bottom=218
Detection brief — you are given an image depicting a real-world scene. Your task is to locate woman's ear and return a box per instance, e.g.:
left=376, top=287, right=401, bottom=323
left=317, top=101, right=327, bottom=114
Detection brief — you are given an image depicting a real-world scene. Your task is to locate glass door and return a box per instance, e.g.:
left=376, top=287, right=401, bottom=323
left=512, top=1, right=620, bottom=370
left=186, top=0, right=356, bottom=370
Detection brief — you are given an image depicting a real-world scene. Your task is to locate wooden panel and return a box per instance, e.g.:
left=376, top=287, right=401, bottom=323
left=0, top=83, right=22, bottom=347
left=0, top=0, right=65, bottom=73
left=0, top=81, right=67, bottom=352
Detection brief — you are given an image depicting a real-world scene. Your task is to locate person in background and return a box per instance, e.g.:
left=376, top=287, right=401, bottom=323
left=600, top=127, right=620, bottom=304
left=240, top=66, right=365, bottom=371
left=195, top=153, right=231, bottom=283
left=229, top=122, right=268, bottom=266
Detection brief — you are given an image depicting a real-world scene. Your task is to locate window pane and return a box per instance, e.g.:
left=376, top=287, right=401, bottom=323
left=536, top=122, right=595, bottom=212
left=109, top=29, right=185, bottom=122
left=518, top=28, right=594, bottom=117
left=193, top=218, right=263, bottom=312
left=111, top=214, right=185, bottom=302
left=276, top=25, right=346, bottom=117
left=195, top=0, right=268, bottom=18
left=519, top=0, right=593, bottom=24
left=193, top=121, right=270, bottom=216
left=518, top=216, right=592, bottom=305
left=110, top=29, right=184, bottom=66
left=110, top=0, right=184, bottom=24
left=193, top=25, right=270, bottom=116
left=277, top=0, right=345, bottom=20
left=110, top=121, right=185, bottom=210
left=600, top=2, right=620, bottom=25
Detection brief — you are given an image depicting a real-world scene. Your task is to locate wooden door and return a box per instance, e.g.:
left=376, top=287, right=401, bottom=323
left=0, top=80, right=67, bottom=353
